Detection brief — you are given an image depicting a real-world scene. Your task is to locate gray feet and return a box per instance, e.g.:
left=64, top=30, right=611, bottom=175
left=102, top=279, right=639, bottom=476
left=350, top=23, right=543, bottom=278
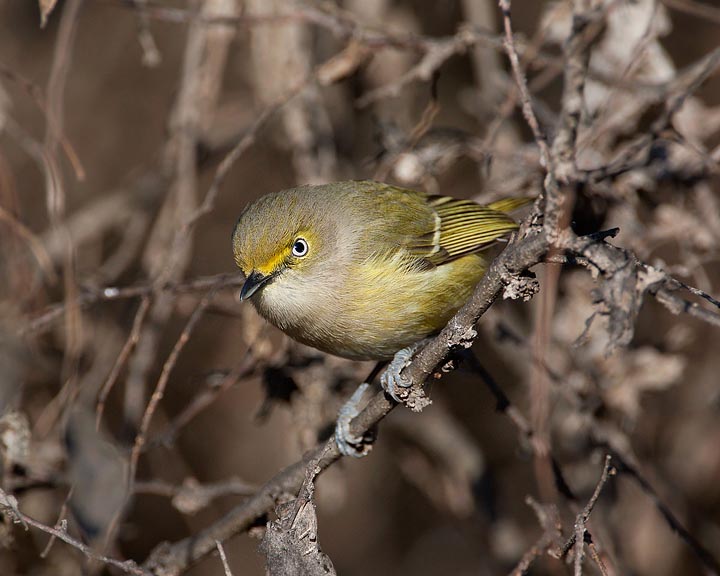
left=334, top=383, right=372, bottom=457
left=380, top=344, right=420, bottom=402
left=335, top=343, right=428, bottom=457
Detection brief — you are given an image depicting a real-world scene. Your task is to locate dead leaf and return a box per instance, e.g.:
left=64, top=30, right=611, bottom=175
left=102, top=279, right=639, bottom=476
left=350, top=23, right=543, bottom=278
left=317, top=40, right=373, bottom=86
left=39, top=0, right=59, bottom=28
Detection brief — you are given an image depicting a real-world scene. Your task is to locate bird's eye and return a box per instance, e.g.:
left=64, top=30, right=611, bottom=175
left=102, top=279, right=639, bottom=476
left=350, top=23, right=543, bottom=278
left=292, top=238, right=309, bottom=257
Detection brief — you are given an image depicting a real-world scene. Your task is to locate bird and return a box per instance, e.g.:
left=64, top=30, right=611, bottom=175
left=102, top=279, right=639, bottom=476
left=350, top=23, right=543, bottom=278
left=232, top=180, right=526, bottom=455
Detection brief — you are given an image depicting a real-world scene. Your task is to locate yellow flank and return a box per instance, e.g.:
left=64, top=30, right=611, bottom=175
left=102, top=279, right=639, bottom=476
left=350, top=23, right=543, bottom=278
left=336, top=252, right=486, bottom=359
left=231, top=180, right=527, bottom=361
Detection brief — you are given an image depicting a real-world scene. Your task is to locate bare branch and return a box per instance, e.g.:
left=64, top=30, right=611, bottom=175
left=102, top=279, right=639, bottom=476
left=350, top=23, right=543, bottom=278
left=0, top=488, right=150, bottom=575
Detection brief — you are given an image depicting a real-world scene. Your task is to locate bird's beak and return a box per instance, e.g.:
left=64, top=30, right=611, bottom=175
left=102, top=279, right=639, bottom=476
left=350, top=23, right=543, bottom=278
left=239, top=270, right=273, bottom=301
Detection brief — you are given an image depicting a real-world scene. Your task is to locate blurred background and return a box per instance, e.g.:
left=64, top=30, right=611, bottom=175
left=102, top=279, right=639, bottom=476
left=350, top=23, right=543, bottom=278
left=1, top=0, right=719, bottom=574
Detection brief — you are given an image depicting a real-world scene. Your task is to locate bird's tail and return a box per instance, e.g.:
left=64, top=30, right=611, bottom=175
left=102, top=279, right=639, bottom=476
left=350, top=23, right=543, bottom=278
left=485, top=196, right=534, bottom=214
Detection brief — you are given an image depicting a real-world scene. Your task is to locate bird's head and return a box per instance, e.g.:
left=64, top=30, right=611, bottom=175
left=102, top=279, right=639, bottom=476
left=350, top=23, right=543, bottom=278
left=231, top=189, right=338, bottom=302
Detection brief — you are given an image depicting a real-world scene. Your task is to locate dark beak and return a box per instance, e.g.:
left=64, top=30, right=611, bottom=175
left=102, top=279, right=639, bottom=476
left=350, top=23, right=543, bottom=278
left=239, top=270, right=273, bottom=301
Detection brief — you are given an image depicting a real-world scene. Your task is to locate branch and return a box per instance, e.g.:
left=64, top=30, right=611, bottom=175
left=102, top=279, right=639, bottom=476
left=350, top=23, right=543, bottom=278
left=561, top=455, right=616, bottom=575
left=0, top=488, right=150, bottom=576
left=606, top=448, right=720, bottom=574
left=21, top=272, right=245, bottom=335
left=140, top=199, right=720, bottom=576
left=142, top=223, right=550, bottom=575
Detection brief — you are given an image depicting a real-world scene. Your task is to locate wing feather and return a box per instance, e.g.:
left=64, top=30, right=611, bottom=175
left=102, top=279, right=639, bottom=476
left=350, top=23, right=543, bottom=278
left=348, top=181, right=529, bottom=269
left=407, top=195, right=528, bottom=266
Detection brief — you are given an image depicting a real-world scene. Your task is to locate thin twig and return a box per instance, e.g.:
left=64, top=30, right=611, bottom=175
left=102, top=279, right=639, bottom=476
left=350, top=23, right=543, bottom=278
left=128, top=289, right=219, bottom=490
left=39, top=485, right=73, bottom=558
left=0, top=205, right=58, bottom=284
left=22, top=272, right=244, bottom=335
left=216, top=540, right=234, bottom=576
left=96, top=296, right=152, bottom=429
left=0, top=488, right=150, bottom=575
left=607, top=449, right=720, bottom=574
left=562, top=455, right=616, bottom=575
left=0, top=62, right=85, bottom=179
left=146, top=350, right=257, bottom=450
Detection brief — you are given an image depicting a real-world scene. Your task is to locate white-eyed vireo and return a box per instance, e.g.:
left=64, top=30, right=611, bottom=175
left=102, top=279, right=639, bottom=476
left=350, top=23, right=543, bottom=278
left=232, top=180, right=526, bottom=454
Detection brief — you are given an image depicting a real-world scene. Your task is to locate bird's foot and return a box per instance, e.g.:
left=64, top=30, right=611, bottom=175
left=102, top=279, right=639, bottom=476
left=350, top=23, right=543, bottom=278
left=380, top=342, right=432, bottom=411
left=334, top=383, right=374, bottom=458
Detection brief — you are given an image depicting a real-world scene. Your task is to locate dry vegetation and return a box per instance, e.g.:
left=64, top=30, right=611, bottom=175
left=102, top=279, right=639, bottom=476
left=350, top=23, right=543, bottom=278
left=1, top=0, right=720, bottom=575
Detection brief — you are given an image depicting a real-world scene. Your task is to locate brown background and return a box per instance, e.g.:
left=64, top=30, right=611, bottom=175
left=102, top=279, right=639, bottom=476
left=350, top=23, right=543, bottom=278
left=1, top=1, right=719, bottom=575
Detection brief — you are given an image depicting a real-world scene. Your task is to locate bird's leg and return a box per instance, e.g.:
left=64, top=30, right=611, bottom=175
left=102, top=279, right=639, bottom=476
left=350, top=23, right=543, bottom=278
left=380, top=340, right=428, bottom=403
left=335, top=383, right=371, bottom=457
left=334, top=361, right=386, bottom=458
